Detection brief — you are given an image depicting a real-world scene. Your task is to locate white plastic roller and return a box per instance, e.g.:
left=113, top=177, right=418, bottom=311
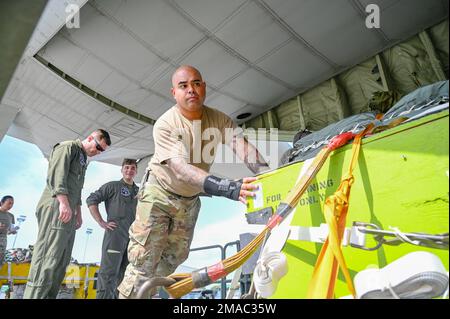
left=253, top=251, right=288, bottom=298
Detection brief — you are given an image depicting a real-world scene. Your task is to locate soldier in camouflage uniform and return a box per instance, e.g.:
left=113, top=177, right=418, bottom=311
left=23, top=129, right=111, bottom=299
left=86, top=158, right=139, bottom=299
left=0, top=196, right=17, bottom=268
left=117, top=65, right=270, bottom=299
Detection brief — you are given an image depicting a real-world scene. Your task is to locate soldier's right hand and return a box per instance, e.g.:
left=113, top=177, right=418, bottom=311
left=99, top=220, right=117, bottom=231
left=238, top=177, right=258, bottom=204
left=58, top=202, right=73, bottom=223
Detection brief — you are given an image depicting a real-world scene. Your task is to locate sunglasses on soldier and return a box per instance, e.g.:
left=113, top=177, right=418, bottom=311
left=93, top=137, right=105, bottom=152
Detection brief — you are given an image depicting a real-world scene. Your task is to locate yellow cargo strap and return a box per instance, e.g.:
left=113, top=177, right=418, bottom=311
left=307, top=124, right=374, bottom=299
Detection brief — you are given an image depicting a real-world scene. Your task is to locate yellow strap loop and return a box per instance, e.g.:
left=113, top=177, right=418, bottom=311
left=307, top=124, right=373, bottom=299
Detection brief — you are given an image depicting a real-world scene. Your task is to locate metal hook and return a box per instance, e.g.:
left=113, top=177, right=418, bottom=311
left=136, top=276, right=177, bottom=299
left=350, top=221, right=384, bottom=251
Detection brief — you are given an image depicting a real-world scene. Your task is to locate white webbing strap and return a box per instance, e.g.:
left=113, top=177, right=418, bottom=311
left=251, top=159, right=317, bottom=298
left=226, top=266, right=243, bottom=299
left=354, top=251, right=448, bottom=299
left=288, top=223, right=366, bottom=247
left=260, top=158, right=316, bottom=253
left=443, top=272, right=449, bottom=299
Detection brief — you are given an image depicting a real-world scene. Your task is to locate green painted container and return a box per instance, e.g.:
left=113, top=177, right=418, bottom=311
left=247, top=110, right=449, bottom=298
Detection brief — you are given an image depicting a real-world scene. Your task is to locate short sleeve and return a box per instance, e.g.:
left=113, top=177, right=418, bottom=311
left=153, top=120, right=190, bottom=163
left=220, top=113, right=238, bottom=144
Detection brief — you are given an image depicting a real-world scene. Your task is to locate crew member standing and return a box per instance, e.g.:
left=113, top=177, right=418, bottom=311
left=23, top=129, right=111, bottom=299
left=86, top=158, right=139, bottom=299
left=0, top=196, right=18, bottom=268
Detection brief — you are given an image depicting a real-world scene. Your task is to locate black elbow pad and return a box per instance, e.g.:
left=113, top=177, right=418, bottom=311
left=203, top=175, right=242, bottom=201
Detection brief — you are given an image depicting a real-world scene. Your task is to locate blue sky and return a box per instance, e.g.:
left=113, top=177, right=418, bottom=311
left=0, top=135, right=263, bottom=270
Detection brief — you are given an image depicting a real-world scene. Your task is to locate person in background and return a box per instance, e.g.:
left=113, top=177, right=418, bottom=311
left=0, top=195, right=18, bottom=268
left=86, top=158, right=139, bottom=299
left=23, top=129, right=111, bottom=299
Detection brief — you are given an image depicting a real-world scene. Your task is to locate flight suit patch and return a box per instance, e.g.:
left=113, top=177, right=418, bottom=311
left=79, top=153, right=86, bottom=166
left=121, top=187, right=131, bottom=197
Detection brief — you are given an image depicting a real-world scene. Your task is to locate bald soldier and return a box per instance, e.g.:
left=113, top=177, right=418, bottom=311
left=24, top=129, right=111, bottom=299
left=86, top=158, right=139, bottom=299
left=117, top=65, right=270, bottom=299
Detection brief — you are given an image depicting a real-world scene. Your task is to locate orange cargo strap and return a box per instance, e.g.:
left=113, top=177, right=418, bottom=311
left=307, top=124, right=374, bottom=299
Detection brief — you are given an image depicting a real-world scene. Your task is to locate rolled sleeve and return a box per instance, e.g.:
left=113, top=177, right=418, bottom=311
left=86, top=183, right=113, bottom=207
left=47, top=144, right=71, bottom=197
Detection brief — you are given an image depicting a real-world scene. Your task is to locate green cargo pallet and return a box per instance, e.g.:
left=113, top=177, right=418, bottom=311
left=247, top=110, right=449, bottom=298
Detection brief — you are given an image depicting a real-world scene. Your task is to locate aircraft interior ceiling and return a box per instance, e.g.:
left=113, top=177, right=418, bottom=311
left=0, top=0, right=448, bottom=177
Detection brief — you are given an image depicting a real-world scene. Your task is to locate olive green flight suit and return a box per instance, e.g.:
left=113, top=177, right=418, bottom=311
left=23, top=139, right=87, bottom=299
left=86, top=179, right=138, bottom=299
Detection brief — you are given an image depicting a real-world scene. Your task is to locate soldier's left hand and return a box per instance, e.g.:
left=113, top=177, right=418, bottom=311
left=238, top=177, right=258, bottom=204
left=75, top=212, right=83, bottom=230
left=58, top=201, right=73, bottom=223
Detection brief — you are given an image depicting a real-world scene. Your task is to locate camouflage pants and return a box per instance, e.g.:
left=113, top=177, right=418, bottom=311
left=117, top=176, right=200, bottom=299
left=0, top=235, right=7, bottom=268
